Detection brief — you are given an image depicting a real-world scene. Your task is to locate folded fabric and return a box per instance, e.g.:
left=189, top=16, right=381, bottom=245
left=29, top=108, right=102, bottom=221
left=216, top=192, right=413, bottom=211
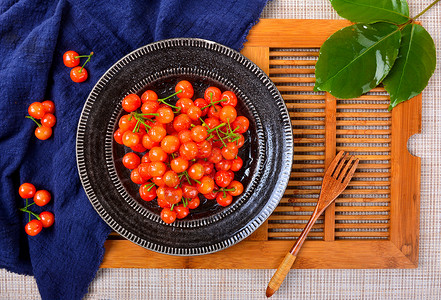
left=0, top=0, right=269, bottom=298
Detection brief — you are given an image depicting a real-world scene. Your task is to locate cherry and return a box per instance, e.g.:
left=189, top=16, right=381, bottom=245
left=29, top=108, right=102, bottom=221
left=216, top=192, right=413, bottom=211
left=19, top=183, right=36, bottom=199
left=231, top=116, right=249, bottom=133
left=28, top=102, right=46, bottom=119
left=197, top=176, right=215, bottom=194
left=204, top=86, right=221, bottom=103
left=161, top=208, right=177, bottom=224
left=139, top=183, right=157, bottom=201
left=35, top=126, right=52, bottom=140
left=228, top=181, right=244, bottom=196
left=39, top=211, right=55, bottom=228
left=122, top=94, right=141, bottom=112
left=141, top=90, right=158, bottom=103
left=230, top=157, right=243, bottom=171
left=25, top=220, right=43, bottom=236
left=175, top=205, right=190, bottom=219
left=170, top=157, right=189, bottom=173
left=122, top=152, right=141, bottom=169
left=220, top=91, right=237, bottom=107
left=176, top=98, right=194, bottom=114
left=175, top=80, right=194, bottom=99
left=41, top=113, right=56, bottom=128
left=161, top=135, right=180, bottom=153
left=33, top=190, right=51, bottom=206
left=41, top=100, right=55, bottom=113
left=216, top=192, right=233, bottom=207
left=187, top=196, right=200, bottom=209
left=63, top=51, right=80, bottom=67
left=219, top=105, right=237, bottom=123
left=190, top=125, right=208, bottom=142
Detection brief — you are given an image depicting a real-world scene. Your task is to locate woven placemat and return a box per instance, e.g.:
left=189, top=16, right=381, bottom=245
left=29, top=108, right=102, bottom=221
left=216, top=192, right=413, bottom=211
left=1, top=1, right=440, bottom=299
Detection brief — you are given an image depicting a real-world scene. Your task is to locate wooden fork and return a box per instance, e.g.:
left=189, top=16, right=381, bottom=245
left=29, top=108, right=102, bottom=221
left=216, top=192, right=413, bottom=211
left=266, top=151, right=359, bottom=297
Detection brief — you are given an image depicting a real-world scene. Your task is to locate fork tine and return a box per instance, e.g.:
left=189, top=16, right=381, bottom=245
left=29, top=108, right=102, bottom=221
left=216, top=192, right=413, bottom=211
left=342, top=158, right=360, bottom=185
left=337, top=156, right=356, bottom=181
left=332, top=152, right=349, bottom=178
left=324, top=151, right=345, bottom=177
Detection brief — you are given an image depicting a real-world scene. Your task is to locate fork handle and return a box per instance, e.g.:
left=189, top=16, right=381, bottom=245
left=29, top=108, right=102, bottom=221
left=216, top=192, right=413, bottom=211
left=266, top=253, right=297, bottom=297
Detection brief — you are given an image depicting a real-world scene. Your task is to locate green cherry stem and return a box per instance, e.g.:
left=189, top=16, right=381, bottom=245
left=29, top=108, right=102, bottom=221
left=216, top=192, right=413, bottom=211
left=145, top=182, right=156, bottom=192
left=207, top=123, right=226, bottom=133
left=26, top=199, right=30, bottom=222
left=132, top=119, right=141, bottom=133
left=201, top=98, right=227, bottom=110
left=23, top=202, right=36, bottom=209
left=184, top=172, right=192, bottom=185
left=158, top=90, right=182, bottom=101
left=216, top=129, right=227, bottom=148
left=79, top=52, right=94, bottom=74
left=19, top=207, right=41, bottom=220
left=26, top=116, right=41, bottom=127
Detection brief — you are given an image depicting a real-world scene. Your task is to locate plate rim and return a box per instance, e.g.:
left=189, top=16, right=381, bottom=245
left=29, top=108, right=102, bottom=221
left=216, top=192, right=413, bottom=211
left=76, top=37, right=293, bottom=256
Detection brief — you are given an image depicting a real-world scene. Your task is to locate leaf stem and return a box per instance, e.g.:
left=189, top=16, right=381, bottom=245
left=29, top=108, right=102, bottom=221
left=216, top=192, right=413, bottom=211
left=413, top=0, right=441, bottom=20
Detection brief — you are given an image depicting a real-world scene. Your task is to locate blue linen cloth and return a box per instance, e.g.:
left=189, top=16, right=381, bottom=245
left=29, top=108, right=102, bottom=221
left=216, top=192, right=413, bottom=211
left=0, top=0, right=269, bottom=298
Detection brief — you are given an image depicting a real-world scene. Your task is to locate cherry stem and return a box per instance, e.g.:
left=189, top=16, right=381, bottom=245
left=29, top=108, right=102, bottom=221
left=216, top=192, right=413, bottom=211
left=156, top=89, right=183, bottom=110
left=214, top=188, right=235, bottom=193
left=79, top=52, right=94, bottom=74
left=23, top=202, right=36, bottom=209
left=132, top=120, right=141, bottom=133
left=19, top=207, right=40, bottom=220
left=145, top=182, right=156, bottom=192
left=26, top=199, right=30, bottom=222
left=201, top=98, right=227, bottom=110
left=207, top=123, right=226, bottom=133
left=209, top=93, right=218, bottom=112
left=158, top=99, right=180, bottom=110
left=158, top=90, right=182, bottom=101
left=199, top=117, right=209, bottom=129
left=26, top=116, right=41, bottom=127
left=216, top=129, right=227, bottom=148
left=185, top=173, right=192, bottom=184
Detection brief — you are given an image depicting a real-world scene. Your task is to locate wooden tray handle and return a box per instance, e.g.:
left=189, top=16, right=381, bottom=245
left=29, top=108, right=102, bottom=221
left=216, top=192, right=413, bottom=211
left=266, top=253, right=297, bottom=297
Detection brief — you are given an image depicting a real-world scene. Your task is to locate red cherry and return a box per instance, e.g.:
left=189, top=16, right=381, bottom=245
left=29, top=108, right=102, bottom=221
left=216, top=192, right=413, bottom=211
left=70, top=67, right=88, bottom=83
left=25, top=220, right=43, bottom=236
left=63, top=51, right=80, bottom=67
left=39, top=211, right=55, bottom=228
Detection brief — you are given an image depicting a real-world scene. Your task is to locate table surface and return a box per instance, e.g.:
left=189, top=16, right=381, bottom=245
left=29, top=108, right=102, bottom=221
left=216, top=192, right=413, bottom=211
left=1, top=1, right=440, bottom=299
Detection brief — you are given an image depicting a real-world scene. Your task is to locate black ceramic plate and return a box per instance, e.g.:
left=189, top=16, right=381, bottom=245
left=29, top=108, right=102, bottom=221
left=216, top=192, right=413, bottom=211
left=76, top=38, right=293, bottom=255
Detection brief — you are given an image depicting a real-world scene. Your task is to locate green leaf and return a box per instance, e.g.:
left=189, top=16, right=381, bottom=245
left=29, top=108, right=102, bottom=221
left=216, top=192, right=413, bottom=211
left=314, top=23, right=401, bottom=99
left=383, top=24, right=436, bottom=109
left=330, top=0, right=410, bottom=24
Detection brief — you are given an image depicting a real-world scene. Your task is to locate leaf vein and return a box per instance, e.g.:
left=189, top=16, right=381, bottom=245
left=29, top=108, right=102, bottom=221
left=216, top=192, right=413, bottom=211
left=394, top=24, right=416, bottom=97
left=319, top=27, right=400, bottom=88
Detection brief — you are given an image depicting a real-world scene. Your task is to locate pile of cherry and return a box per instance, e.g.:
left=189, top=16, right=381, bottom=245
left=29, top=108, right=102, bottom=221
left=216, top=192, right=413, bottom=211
left=114, top=80, right=250, bottom=224
left=18, top=183, right=54, bottom=236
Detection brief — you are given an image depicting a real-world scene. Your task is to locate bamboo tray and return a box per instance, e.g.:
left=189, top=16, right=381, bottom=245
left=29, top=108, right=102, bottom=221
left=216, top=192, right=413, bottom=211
left=101, top=19, right=421, bottom=269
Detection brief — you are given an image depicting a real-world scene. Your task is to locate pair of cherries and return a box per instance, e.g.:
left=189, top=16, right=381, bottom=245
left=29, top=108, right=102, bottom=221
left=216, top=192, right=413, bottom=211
left=63, top=51, right=93, bottom=83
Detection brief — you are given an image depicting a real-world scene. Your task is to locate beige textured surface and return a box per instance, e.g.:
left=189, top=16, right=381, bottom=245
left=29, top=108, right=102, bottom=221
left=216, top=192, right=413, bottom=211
left=1, top=1, right=440, bottom=299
